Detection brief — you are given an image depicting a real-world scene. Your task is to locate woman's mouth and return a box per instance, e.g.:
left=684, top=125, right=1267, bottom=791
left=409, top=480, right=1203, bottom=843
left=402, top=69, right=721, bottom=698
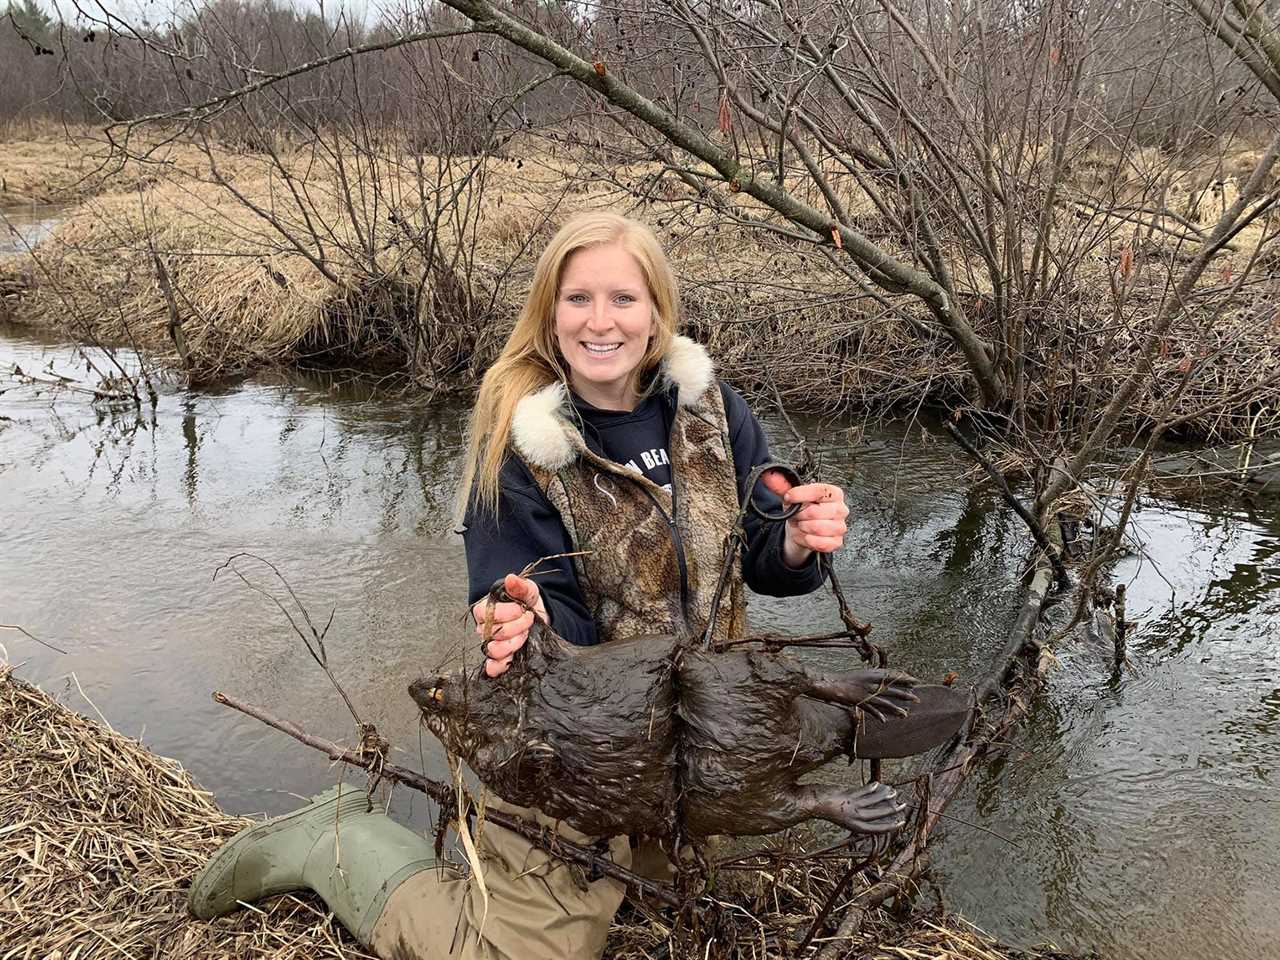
left=581, top=342, right=622, bottom=356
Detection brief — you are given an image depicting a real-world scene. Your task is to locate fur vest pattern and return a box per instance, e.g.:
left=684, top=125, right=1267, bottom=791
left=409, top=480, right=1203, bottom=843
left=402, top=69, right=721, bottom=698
left=510, top=336, right=745, bottom=645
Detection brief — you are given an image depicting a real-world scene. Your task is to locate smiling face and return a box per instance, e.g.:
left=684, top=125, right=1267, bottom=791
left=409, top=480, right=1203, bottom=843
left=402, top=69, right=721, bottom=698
left=554, top=242, right=655, bottom=410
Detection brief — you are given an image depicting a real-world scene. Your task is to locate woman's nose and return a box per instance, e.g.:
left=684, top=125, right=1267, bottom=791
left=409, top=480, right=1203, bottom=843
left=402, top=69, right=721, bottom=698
left=587, top=302, right=614, bottom=331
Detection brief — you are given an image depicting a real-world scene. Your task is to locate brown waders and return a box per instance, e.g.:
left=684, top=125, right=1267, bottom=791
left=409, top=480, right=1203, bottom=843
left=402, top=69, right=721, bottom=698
left=368, top=797, right=666, bottom=960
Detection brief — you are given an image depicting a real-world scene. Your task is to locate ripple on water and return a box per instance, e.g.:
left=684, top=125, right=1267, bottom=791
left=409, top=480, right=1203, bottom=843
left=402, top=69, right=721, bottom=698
left=936, top=493, right=1280, bottom=958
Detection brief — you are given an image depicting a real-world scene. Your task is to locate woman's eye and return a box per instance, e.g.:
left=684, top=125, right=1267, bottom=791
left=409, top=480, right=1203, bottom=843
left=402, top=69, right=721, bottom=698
left=615, top=295, right=635, bottom=305
left=567, top=294, right=588, bottom=304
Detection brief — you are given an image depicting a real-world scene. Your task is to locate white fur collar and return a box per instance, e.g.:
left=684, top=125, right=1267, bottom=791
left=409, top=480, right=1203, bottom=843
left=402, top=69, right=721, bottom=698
left=657, top=333, right=714, bottom=404
left=511, top=335, right=714, bottom=471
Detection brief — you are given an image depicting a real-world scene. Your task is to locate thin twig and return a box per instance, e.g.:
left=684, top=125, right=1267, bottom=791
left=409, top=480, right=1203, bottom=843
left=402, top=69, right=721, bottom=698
left=0, top=624, right=68, bottom=655
left=212, top=553, right=362, bottom=728
left=943, top=421, right=1071, bottom=591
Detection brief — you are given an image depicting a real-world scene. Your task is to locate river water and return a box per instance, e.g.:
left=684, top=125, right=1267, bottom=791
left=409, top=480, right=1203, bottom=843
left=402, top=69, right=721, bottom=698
left=1, top=201, right=64, bottom=253
left=1, top=304, right=1276, bottom=954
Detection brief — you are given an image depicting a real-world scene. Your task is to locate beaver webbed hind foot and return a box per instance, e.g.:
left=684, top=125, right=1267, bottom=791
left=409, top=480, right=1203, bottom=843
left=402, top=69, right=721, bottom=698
left=797, top=781, right=907, bottom=835
left=733, top=780, right=908, bottom=836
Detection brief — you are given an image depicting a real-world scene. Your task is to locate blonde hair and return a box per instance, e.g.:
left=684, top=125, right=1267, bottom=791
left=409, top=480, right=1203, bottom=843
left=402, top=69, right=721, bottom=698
left=457, top=212, right=680, bottom=520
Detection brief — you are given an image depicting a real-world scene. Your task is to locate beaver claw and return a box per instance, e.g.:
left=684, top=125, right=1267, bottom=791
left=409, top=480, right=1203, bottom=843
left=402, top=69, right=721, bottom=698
left=809, top=781, right=908, bottom=834
left=807, top=667, right=921, bottom=722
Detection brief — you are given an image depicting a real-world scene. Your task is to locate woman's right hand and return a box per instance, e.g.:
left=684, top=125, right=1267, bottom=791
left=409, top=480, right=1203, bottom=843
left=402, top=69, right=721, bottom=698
left=472, top=573, right=548, bottom=678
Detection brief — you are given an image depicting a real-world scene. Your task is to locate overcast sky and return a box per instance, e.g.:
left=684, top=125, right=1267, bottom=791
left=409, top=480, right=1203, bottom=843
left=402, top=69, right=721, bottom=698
left=36, top=0, right=375, bottom=27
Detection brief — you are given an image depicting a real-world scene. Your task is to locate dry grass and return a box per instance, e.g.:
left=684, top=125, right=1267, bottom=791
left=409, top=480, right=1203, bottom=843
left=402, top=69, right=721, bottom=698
left=0, top=661, right=375, bottom=958
left=3, top=134, right=873, bottom=389
left=0, top=662, right=1082, bottom=960
left=0, top=125, right=106, bottom=203
left=4, top=154, right=487, bottom=375
left=0, top=125, right=264, bottom=204
left=847, top=915, right=1085, bottom=960
left=602, top=856, right=1088, bottom=960
left=14, top=175, right=377, bottom=373
left=606, top=904, right=1084, bottom=960
left=1, top=128, right=1277, bottom=437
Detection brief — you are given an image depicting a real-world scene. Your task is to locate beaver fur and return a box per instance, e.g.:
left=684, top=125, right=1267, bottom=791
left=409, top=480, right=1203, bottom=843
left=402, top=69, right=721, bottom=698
left=410, top=623, right=968, bottom=841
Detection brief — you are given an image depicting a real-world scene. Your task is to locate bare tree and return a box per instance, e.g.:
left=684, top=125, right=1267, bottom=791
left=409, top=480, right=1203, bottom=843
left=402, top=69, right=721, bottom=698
left=5, top=0, right=1278, bottom=946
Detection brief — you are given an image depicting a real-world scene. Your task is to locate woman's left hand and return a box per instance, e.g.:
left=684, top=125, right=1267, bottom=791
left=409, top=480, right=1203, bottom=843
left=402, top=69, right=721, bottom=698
left=760, top=470, right=849, bottom=568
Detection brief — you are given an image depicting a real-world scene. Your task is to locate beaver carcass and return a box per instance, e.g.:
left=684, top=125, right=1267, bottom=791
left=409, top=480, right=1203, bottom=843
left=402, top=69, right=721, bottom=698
left=410, top=621, right=969, bottom=841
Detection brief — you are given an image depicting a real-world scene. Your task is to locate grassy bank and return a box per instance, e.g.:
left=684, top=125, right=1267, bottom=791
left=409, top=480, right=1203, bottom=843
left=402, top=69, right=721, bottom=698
left=2, top=130, right=884, bottom=392
left=0, top=662, right=1078, bottom=959
left=0, top=123, right=236, bottom=204
left=0, top=663, right=376, bottom=958
left=1, top=129, right=1277, bottom=441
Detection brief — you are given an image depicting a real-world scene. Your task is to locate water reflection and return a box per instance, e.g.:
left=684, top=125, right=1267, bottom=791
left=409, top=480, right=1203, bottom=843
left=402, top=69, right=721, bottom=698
left=181, top=397, right=200, bottom=505
left=0, top=201, right=64, bottom=255
left=1, top=322, right=1277, bottom=960
left=936, top=493, right=1280, bottom=958
left=1, top=322, right=474, bottom=821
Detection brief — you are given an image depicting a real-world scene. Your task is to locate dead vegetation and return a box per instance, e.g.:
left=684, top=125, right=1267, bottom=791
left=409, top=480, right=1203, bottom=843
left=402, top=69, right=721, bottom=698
left=1, top=126, right=1276, bottom=441
left=0, top=122, right=198, bottom=204
left=607, top=905, right=1086, bottom=960
left=0, top=662, right=375, bottom=958
left=0, top=661, right=1082, bottom=959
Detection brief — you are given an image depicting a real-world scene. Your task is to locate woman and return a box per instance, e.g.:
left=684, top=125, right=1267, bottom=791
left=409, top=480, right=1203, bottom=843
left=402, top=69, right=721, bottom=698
left=188, top=212, right=851, bottom=960
left=461, top=212, right=849, bottom=675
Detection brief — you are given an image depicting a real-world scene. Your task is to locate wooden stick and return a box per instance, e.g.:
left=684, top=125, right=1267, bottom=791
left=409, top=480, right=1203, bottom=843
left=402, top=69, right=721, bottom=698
left=816, top=552, right=1056, bottom=957
left=212, top=690, right=681, bottom=908
left=1114, top=582, right=1128, bottom=669
left=944, top=420, right=1071, bottom=591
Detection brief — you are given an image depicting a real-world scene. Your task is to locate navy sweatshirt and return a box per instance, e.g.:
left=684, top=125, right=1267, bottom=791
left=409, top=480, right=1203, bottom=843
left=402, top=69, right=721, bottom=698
left=462, top=381, right=826, bottom=646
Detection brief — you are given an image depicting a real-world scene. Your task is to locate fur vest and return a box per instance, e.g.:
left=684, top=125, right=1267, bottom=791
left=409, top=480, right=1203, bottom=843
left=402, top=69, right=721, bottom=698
left=510, top=336, right=745, bottom=645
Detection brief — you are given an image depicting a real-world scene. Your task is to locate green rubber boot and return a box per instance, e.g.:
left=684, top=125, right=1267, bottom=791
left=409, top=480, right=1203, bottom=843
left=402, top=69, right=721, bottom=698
left=188, top=784, right=437, bottom=944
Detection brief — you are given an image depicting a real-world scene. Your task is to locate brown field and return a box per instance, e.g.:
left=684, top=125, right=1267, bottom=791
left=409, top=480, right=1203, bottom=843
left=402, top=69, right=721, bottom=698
left=1, top=127, right=1277, bottom=441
